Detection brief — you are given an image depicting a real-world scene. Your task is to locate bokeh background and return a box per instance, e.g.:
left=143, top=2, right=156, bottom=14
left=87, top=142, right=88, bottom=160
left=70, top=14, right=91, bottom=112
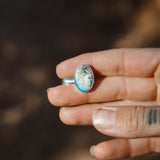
left=1, top=0, right=160, bottom=160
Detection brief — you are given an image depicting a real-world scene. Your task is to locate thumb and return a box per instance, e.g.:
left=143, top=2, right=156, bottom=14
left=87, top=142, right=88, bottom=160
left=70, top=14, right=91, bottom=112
left=92, top=106, right=160, bottom=138
left=154, top=63, right=160, bottom=104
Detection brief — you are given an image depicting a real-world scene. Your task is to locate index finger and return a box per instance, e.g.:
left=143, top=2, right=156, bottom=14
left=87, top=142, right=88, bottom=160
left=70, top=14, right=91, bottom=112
left=56, top=48, right=160, bottom=78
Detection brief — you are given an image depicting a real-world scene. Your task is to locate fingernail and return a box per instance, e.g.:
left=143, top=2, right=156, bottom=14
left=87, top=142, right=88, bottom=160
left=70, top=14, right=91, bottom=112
left=90, top=145, right=95, bottom=157
left=47, top=87, right=52, bottom=93
left=93, top=109, right=116, bottom=130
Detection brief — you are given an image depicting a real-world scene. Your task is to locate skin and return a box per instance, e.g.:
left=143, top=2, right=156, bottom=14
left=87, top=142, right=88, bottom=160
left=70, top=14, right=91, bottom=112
left=47, top=48, right=160, bottom=159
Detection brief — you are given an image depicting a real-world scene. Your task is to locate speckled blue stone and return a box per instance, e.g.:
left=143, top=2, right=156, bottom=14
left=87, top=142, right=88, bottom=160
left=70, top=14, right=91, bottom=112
left=74, top=64, right=94, bottom=92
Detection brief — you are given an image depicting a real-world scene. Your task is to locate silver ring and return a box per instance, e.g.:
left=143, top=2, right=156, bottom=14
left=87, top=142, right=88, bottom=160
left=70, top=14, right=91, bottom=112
left=62, top=64, right=94, bottom=92
left=62, top=78, right=75, bottom=84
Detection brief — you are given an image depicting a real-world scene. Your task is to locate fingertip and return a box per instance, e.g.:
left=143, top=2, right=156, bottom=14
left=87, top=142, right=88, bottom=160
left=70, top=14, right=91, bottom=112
left=89, top=145, right=96, bottom=157
left=47, top=87, right=55, bottom=105
left=92, top=139, right=130, bottom=160
left=47, top=86, right=67, bottom=106
left=93, top=143, right=108, bottom=160
left=59, top=107, right=74, bottom=125
left=56, top=62, right=66, bottom=79
left=59, top=107, right=85, bottom=125
left=56, top=58, right=76, bottom=78
left=59, top=107, right=67, bottom=124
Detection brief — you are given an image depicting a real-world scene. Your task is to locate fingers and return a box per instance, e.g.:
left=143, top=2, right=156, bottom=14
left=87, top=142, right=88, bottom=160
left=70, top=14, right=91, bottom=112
left=56, top=48, right=160, bottom=78
left=91, top=137, right=160, bottom=160
left=59, top=101, right=158, bottom=125
left=155, top=63, right=160, bottom=104
left=59, top=103, right=101, bottom=126
left=93, top=106, right=160, bottom=138
left=47, top=77, right=156, bottom=106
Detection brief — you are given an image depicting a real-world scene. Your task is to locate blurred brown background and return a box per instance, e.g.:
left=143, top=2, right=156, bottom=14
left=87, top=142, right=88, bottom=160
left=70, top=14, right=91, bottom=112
left=0, top=0, right=160, bottom=160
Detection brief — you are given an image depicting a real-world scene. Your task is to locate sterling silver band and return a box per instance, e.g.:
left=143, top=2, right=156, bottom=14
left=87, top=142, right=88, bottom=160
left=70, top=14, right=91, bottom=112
left=62, top=78, right=75, bottom=84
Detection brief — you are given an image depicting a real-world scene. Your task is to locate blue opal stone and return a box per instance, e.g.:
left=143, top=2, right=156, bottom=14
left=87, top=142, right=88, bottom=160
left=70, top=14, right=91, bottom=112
left=74, top=64, right=94, bottom=92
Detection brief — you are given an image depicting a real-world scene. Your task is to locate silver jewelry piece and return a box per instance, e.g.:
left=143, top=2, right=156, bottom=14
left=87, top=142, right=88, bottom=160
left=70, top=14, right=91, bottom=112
left=62, top=78, right=74, bottom=84
left=62, top=64, right=94, bottom=92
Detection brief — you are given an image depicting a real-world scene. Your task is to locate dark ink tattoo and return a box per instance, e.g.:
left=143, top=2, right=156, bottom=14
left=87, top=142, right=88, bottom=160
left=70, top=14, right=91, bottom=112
left=154, top=109, right=157, bottom=124
left=148, top=109, right=153, bottom=125
left=148, top=109, right=160, bottom=125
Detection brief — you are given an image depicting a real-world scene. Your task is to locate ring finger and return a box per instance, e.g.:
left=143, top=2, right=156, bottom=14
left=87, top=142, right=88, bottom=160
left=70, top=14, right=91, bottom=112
left=48, top=77, right=157, bottom=106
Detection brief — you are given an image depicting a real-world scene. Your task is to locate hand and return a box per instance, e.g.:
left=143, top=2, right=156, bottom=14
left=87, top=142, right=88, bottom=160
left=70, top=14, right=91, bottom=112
left=47, top=48, right=160, bottom=160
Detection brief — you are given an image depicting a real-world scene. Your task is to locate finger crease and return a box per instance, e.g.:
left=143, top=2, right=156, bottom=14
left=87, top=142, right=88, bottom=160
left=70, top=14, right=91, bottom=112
left=127, top=139, right=132, bottom=157
left=121, top=48, right=126, bottom=76
left=148, top=138, right=155, bottom=153
left=122, top=77, right=129, bottom=100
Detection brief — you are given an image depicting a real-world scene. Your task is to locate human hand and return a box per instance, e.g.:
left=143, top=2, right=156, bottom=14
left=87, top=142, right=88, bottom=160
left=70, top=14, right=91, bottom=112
left=47, top=48, right=160, bottom=159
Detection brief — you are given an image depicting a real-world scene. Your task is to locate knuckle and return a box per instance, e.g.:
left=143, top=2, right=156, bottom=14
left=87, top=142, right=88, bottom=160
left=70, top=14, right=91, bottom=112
left=116, top=106, right=145, bottom=133
left=154, top=63, right=160, bottom=84
left=117, top=48, right=126, bottom=76
left=154, top=63, right=160, bottom=103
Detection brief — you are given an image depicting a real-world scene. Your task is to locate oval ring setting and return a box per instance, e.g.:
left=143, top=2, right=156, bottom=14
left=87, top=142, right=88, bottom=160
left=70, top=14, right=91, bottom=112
left=62, top=64, right=94, bottom=92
